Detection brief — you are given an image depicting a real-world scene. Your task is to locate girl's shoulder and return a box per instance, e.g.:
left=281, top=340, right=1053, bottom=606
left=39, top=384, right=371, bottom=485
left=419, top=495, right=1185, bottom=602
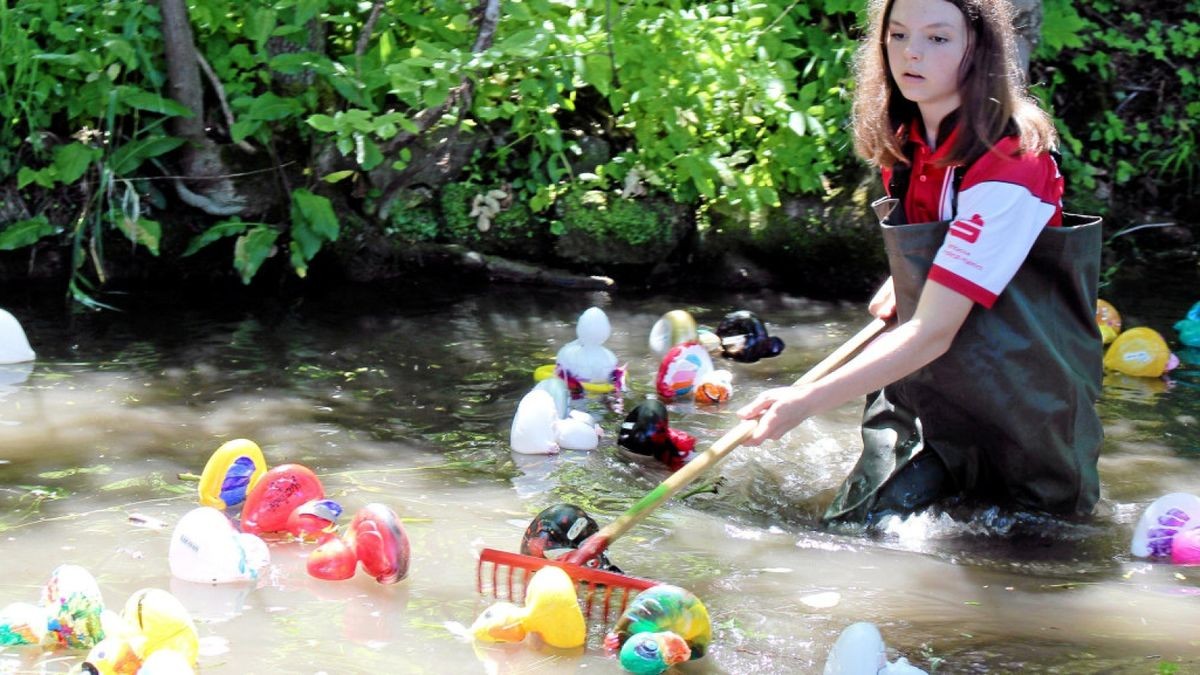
left=960, top=136, right=1059, bottom=194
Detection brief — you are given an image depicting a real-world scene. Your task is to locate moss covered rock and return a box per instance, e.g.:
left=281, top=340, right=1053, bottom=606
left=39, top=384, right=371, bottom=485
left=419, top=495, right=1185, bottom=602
left=553, top=188, right=690, bottom=267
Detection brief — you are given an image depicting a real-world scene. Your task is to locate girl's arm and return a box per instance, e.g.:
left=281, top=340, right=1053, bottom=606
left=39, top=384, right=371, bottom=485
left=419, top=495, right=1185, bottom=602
left=737, top=280, right=973, bottom=444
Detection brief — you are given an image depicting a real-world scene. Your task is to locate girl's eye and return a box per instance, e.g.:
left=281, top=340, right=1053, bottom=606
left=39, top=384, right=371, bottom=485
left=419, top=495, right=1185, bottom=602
left=930, top=35, right=949, bottom=44
left=889, top=31, right=906, bottom=40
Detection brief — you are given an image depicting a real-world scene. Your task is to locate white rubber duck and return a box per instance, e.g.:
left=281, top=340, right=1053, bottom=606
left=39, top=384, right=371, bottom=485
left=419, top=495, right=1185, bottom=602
left=0, top=309, right=35, bottom=364
left=510, top=381, right=602, bottom=454
left=824, top=622, right=928, bottom=675
left=554, top=307, right=623, bottom=394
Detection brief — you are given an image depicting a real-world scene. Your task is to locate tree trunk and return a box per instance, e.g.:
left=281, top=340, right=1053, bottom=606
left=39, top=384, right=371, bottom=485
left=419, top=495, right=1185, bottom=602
left=158, top=0, right=253, bottom=216
left=1011, top=0, right=1042, bottom=77
left=159, top=0, right=206, bottom=143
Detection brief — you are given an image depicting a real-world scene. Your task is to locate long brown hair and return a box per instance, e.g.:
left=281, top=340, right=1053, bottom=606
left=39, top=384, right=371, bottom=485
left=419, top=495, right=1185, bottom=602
left=852, top=0, right=1057, bottom=169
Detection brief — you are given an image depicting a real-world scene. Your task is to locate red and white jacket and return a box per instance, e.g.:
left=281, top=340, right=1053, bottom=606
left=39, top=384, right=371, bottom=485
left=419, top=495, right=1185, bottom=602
left=882, top=122, right=1063, bottom=309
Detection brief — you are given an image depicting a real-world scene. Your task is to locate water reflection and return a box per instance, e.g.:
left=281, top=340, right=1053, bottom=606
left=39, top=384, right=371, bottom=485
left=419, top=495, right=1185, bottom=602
left=0, top=280, right=1197, bottom=672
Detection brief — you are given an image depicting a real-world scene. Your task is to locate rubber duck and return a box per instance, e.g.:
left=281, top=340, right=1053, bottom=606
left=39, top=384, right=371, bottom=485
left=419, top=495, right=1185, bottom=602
left=656, top=341, right=717, bottom=400
left=550, top=307, right=626, bottom=396
left=648, top=310, right=699, bottom=355
left=604, top=584, right=711, bottom=674
left=0, top=308, right=35, bottom=364
left=1174, top=300, right=1200, bottom=348
left=169, top=507, right=270, bottom=584
left=197, top=438, right=267, bottom=511
left=1103, top=327, right=1179, bottom=377
left=1095, top=299, right=1122, bottom=345
left=0, top=564, right=106, bottom=649
left=306, top=503, right=411, bottom=584
left=715, top=310, right=785, bottom=363
left=823, top=622, right=928, bottom=674
left=521, top=503, right=621, bottom=573
left=82, top=588, right=199, bottom=675
left=239, top=463, right=332, bottom=536
left=510, top=383, right=602, bottom=454
left=470, top=566, right=586, bottom=649
left=617, top=400, right=696, bottom=470
left=693, top=369, right=732, bottom=405
left=1131, top=492, right=1200, bottom=559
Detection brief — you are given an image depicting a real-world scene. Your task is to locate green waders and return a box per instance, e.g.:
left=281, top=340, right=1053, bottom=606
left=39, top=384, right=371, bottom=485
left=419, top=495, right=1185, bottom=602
left=822, top=197, right=1105, bottom=524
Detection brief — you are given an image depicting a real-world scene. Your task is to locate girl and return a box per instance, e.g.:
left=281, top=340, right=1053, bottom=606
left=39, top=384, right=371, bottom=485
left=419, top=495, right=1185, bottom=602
left=737, top=0, right=1104, bottom=525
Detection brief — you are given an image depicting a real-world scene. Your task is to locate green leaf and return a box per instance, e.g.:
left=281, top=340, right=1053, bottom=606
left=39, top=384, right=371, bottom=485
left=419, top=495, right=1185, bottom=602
left=116, top=217, right=162, bottom=256
left=52, top=143, right=98, bottom=184
left=1041, top=0, right=1089, bottom=52
left=307, top=114, right=338, bottom=132
left=118, top=87, right=194, bottom=117
left=182, top=219, right=253, bottom=257
left=234, top=225, right=280, bottom=284
left=230, top=119, right=262, bottom=143
left=17, top=166, right=55, bottom=190
left=245, top=93, right=304, bottom=122
left=0, top=216, right=58, bottom=250
left=108, top=136, right=186, bottom=175
left=322, top=170, right=355, bottom=183
left=291, top=189, right=340, bottom=243
left=289, top=190, right=340, bottom=270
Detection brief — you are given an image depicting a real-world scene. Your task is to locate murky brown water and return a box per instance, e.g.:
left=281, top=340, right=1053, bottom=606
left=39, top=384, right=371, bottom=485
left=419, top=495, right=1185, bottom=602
left=1, top=274, right=1198, bottom=674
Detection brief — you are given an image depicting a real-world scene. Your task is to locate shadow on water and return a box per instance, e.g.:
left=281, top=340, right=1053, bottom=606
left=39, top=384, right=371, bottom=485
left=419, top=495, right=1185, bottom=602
left=0, top=267, right=1198, bottom=673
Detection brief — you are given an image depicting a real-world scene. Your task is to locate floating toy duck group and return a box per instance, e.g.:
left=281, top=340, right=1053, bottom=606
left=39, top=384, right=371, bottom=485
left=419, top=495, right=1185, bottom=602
left=516, top=305, right=783, bottom=471
left=0, top=565, right=200, bottom=673
left=187, top=439, right=410, bottom=585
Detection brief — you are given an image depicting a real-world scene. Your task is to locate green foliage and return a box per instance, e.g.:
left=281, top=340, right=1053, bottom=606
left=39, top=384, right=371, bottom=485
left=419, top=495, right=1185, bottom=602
left=1035, top=0, right=1200, bottom=213
left=2, top=0, right=1192, bottom=304
left=558, top=188, right=667, bottom=248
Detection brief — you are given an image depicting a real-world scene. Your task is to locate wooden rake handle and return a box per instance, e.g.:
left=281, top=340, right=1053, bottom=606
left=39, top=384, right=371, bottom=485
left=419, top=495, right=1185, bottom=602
left=563, top=317, right=890, bottom=565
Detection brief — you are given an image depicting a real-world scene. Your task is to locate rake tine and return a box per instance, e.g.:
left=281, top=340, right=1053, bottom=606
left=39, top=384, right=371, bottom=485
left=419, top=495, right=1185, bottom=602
left=601, top=583, right=615, bottom=623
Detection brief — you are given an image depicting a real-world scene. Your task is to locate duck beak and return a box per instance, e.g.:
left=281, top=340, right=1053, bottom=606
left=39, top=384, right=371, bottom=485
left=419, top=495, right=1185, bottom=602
left=662, top=634, right=692, bottom=665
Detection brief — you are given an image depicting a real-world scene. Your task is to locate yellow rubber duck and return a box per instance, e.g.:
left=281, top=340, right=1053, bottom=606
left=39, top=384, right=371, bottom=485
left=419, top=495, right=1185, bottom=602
left=82, top=589, right=198, bottom=674
left=469, top=566, right=585, bottom=649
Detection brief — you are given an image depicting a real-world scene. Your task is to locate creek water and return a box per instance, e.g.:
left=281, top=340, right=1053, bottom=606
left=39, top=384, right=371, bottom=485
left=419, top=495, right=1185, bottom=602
left=0, top=272, right=1198, bottom=674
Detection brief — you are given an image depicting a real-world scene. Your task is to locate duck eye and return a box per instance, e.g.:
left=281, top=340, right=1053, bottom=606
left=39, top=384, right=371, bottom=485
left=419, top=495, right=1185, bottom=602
left=634, top=638, right=661, bottom=659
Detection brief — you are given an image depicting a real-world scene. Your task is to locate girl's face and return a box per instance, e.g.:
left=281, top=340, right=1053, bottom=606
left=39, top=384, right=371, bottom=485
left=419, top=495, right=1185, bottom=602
left=886, top=0, right=969, bottom=126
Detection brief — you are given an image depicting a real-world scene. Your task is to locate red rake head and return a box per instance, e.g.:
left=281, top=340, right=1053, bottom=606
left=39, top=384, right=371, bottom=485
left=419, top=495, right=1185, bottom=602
left=477, top=548, right=657, bottom=621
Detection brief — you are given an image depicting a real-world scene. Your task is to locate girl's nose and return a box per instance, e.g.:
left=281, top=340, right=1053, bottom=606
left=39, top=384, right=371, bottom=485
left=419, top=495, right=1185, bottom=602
left=905, top=43, right=921, bottom=61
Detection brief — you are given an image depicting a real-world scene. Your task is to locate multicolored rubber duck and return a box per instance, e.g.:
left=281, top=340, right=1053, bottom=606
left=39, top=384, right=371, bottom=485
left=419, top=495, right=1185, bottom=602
left=0, top=564, right=106, bottom=650
left=715, top=310, right=785, bottom=363
left=617, top=400, right=696, bottom=470
left=604, top=584, right=711, bottom=674
left=470, top=566, right=586, bottom=650
left=197, top=438, right=268, bottom=511
left=520, top=503, right=621, bottom=573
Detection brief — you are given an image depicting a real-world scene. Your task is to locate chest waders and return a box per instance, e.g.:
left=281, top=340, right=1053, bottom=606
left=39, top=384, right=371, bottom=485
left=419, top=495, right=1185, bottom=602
left=822, top=185, right=1105, bottom=525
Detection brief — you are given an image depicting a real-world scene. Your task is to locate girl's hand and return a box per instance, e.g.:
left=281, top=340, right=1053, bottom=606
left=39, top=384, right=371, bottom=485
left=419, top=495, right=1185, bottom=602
left=869, top=277, right=897, bottom=320
left=736, top=385, right=816, bottom=445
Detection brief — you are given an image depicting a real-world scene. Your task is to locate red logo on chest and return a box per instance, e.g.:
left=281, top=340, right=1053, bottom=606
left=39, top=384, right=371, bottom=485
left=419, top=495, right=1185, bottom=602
left=949, top=213, right=984, bottom=243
